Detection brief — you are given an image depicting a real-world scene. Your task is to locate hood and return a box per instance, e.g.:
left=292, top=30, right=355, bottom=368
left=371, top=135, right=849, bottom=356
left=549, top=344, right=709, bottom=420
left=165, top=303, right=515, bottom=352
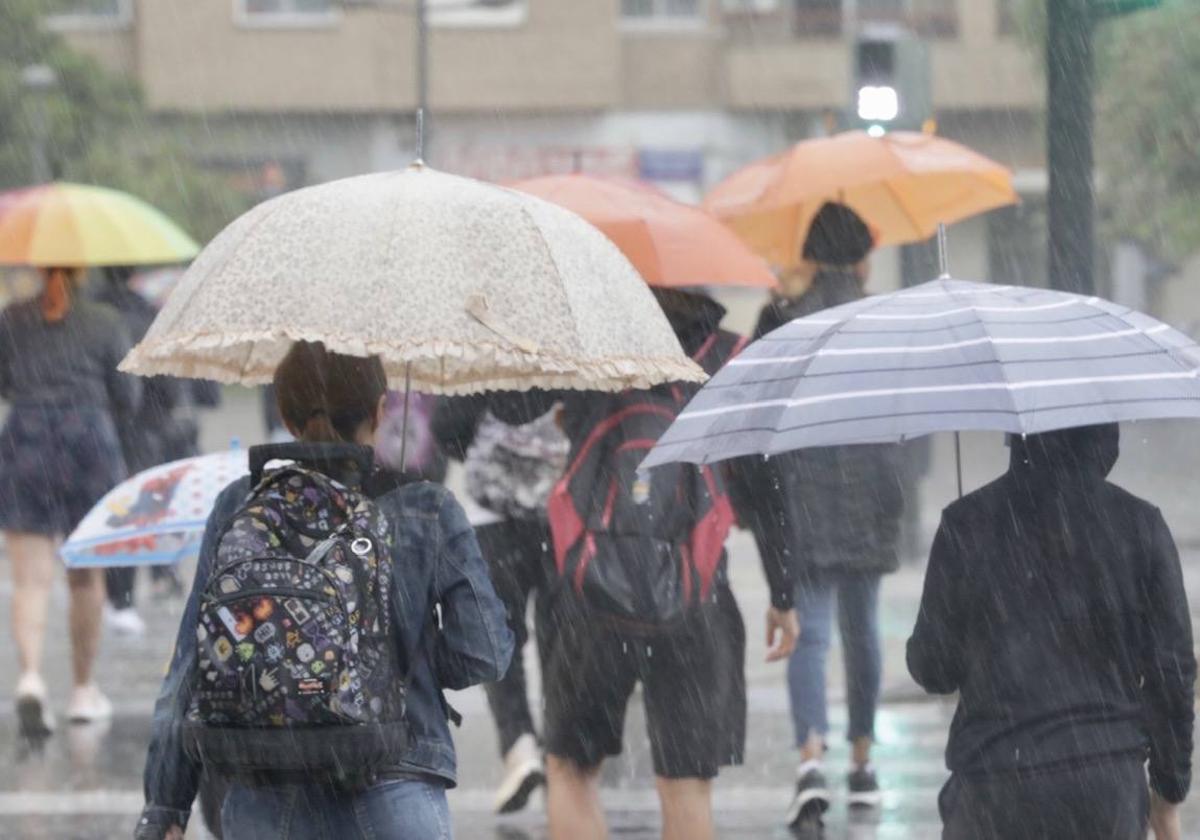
left=1009, top=423, right=1120, bottom=481
left=651, top=288, right=728, bottom=357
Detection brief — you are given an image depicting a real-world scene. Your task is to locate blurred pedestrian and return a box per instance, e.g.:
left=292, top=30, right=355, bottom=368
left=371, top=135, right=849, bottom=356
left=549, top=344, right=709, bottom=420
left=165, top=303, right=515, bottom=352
left=492, top=288, right=799, bottom=840
left=0, top=266, right=141, bottom=736
left=433, top=392, right=568, bottom=813
left=136, top=341, right=513, bottom=840
left=907, top=424, right=1195, bottom=840
left=95, top=267, right=220, bottom=633
left=731, top=202, right=905, bottom=825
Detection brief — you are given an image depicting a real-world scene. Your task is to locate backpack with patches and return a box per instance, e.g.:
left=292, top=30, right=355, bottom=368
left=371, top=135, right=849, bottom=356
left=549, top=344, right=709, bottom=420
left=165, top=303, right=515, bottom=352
left=184, top=451, right=407, bottom=779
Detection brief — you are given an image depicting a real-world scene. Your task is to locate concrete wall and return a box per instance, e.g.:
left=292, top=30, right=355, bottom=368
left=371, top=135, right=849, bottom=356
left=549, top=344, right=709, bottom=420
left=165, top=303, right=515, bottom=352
left=132, top=0, right=619, bottom=114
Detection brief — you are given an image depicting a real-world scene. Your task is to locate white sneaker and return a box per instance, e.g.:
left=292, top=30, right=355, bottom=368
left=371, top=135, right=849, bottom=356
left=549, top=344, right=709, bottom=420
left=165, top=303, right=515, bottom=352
left=67, top=684, right=113, bottom=724
left=493, top=733, right=545, bottom=814
left=15, top=672, right=55, bottom=737
left=105, top=606, right=147, bottom=637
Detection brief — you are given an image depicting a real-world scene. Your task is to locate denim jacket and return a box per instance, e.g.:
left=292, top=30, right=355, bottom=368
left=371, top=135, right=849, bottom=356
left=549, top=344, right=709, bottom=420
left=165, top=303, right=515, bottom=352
left=136, top=443, right=514, bottom=837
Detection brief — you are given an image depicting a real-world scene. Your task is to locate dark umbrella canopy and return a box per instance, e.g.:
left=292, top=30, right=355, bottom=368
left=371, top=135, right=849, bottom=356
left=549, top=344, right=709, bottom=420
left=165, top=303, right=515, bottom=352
left=642, top=278, right=1200, bottom=468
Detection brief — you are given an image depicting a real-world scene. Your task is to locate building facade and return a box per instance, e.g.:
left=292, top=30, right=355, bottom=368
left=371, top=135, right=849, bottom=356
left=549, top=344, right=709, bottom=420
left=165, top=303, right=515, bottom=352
left=52, top=0, right=1049, bottom=311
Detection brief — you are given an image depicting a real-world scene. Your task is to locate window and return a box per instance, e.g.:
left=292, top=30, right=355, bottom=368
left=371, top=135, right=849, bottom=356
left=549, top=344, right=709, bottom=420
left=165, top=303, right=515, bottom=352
left=235, top=0, right=339, bottom=28
left=857, top=0, right=957, bottom=38
left=621, top=0, right=706, bottom=27
left=45, top=0, right=132, bottom=30
left=793, top=0, right=841, bottom=38
left=428, top=0, right=528, bottom=28
left=996, top=0, right=1019, bottom=37
left=722, top=0, right=779, bottom=12
left=910, top=0, right=957, bottom=38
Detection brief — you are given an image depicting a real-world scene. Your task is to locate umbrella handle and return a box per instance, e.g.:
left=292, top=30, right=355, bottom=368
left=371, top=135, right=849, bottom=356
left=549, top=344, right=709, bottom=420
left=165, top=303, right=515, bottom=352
left=954, top=431, right=964, bottom=499
left=937, top=223, right=950, bottom=279
left=398, top=363, right=413, bottom=475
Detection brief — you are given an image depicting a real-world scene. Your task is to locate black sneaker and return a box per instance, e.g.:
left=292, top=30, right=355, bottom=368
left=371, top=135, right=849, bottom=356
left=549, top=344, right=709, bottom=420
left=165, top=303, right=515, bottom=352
left=786, top=764, right=831, bottom=827
left=847, top=766, right=882, bottom=808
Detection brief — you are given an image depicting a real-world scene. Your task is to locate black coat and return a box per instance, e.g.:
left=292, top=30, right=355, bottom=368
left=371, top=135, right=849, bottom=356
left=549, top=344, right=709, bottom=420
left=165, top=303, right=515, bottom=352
left=907, top=425, right=1195, bottom=803
left=728, top=270, right=905, bottom=586
left=94, top=282, right=220, bottom=471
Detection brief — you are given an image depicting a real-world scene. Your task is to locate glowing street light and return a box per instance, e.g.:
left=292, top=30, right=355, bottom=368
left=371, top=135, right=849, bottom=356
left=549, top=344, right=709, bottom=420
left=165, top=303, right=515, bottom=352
left=857, top=85, right=900, bottom=123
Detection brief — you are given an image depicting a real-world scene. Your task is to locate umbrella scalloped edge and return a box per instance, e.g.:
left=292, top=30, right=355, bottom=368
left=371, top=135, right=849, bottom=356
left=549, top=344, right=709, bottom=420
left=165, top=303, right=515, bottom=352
left=121, top=329, right=707, bottom=395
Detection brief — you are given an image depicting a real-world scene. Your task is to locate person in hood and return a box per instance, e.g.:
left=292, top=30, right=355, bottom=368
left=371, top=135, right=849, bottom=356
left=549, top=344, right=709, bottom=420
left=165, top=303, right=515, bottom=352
left=729, top=202, right=905, bottom=825
left=490, top=288, right=798, bottom=840
left=907, top=424, right=1194, bottom=840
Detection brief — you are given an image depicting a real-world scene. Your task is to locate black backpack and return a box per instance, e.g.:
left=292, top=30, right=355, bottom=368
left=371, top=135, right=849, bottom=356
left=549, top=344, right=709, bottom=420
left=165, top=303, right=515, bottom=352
left=183, top=449, right=408, bottom=780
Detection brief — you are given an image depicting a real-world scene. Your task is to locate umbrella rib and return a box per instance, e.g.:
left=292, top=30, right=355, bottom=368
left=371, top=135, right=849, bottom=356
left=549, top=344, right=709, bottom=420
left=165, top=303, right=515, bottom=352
left=882, top=180, right=927, bottom=242
left=941, top=278, right=1025, bottom=433
left=770, top=290, right=906, bottom=454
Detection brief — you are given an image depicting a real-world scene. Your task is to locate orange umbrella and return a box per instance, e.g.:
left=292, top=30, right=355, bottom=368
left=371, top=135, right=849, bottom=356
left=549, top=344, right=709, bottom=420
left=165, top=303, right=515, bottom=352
left=705, top=130, right=1018, bottom=269
left=510, top=174, right=775, bottom=288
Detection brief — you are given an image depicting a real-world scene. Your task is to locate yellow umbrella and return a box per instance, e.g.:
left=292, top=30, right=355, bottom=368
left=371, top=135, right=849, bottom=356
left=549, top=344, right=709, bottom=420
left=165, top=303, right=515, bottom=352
left=0, top=182, right=200, bottom=267
left=704, top=130, right=1018, bottom=269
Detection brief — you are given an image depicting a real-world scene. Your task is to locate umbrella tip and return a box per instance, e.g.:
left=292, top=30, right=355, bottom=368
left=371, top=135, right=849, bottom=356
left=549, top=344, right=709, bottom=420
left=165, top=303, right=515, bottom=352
left=409, top=159, right=426, bottom=171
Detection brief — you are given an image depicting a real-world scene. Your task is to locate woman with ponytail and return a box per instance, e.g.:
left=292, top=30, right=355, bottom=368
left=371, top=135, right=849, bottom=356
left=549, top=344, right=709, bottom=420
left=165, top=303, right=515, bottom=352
left=137, top=342, right=512, bottom=840
left=0, top=267, right=142, bottom=736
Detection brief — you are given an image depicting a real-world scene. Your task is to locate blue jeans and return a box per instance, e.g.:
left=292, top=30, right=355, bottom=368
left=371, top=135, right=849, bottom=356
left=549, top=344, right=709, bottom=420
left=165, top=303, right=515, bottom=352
left=221, top=778, right=452, bottom=840
left=787, top=571, right=881, bottom=746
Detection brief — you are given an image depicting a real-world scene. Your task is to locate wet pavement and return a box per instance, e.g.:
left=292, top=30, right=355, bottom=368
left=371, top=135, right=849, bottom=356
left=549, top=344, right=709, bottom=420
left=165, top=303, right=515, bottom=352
left=0, top=545, right=956, bottom=840
left=1, top=395, right=1199, bottom=838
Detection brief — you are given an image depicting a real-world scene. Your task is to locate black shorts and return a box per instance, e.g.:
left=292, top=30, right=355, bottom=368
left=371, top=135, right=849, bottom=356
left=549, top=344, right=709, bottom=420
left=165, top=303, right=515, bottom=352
left=538, top=583, right=746, bottom=779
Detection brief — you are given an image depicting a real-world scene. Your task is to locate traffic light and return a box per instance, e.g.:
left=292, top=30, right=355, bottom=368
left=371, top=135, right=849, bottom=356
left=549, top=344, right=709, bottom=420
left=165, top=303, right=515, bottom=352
left=852, top=35, right=931, bottom=135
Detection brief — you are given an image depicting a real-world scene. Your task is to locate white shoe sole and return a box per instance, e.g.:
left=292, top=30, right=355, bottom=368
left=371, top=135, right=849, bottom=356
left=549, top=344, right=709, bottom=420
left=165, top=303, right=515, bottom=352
left=785, top=787, right=830, bottom=826
left=16, top=695, right=54, bottom=738
left=847, top=789, right=883, bottom=808
left=494, top=760, right=545, bottom=815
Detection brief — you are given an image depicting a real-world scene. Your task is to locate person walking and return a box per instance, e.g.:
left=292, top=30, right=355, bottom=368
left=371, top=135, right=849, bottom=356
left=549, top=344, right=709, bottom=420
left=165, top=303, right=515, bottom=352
left=491, top=288, right=799, bottom=840
left=0, top=266, right=142, bottom=736
left=96, top=267, right=218, bottom=632
left=433, top=394, right=567, bottom=814
left=731, top=202, right=905, bottom=825
left=907, top=424, right=1195, bottom=840
left=135, top=342, right=513, bottom=840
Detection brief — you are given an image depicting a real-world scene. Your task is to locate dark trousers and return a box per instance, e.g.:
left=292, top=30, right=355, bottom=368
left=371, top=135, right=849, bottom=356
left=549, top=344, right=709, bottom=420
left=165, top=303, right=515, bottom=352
left=105, top=564, right=176, bottom=610
left=940, top=757, right=1149, bottom=840
left=475, top=518, right=551, bottom=757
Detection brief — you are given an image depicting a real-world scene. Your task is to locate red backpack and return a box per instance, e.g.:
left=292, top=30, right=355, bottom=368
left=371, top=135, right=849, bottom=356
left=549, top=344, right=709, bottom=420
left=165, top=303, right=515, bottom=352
left=546, top=332, right=744, bottom=632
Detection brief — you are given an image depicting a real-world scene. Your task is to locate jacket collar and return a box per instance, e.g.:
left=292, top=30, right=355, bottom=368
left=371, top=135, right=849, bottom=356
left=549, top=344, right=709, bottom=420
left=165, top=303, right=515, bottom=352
left=249, top=441, right=375, bottom=489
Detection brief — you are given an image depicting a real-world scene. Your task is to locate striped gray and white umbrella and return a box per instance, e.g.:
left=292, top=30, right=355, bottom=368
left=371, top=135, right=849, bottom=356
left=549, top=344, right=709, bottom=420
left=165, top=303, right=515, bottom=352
left=642, top=277, right=1200, bottom=469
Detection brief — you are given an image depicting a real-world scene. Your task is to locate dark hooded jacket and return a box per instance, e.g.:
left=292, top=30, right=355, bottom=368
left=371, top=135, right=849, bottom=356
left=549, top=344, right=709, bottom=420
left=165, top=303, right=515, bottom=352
left=727, top=269, right=905, bottom=584
left=907, top=425, right=1195, bottom=803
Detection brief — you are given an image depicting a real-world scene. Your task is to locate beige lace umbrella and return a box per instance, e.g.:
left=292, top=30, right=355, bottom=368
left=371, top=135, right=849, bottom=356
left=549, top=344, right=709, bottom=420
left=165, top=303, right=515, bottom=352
left=121, top=166, right=703, bottom=394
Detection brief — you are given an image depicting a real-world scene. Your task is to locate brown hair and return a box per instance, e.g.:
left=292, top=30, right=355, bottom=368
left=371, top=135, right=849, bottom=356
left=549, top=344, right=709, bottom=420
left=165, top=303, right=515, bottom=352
left=273, top=341, right=388, bottom=444
left=40, top=267, right=83, bottom=323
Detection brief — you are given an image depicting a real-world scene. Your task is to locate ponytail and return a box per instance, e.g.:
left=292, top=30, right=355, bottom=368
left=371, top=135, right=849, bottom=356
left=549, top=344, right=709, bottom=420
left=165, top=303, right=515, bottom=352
left=274, top=342, right=388, bottom=444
